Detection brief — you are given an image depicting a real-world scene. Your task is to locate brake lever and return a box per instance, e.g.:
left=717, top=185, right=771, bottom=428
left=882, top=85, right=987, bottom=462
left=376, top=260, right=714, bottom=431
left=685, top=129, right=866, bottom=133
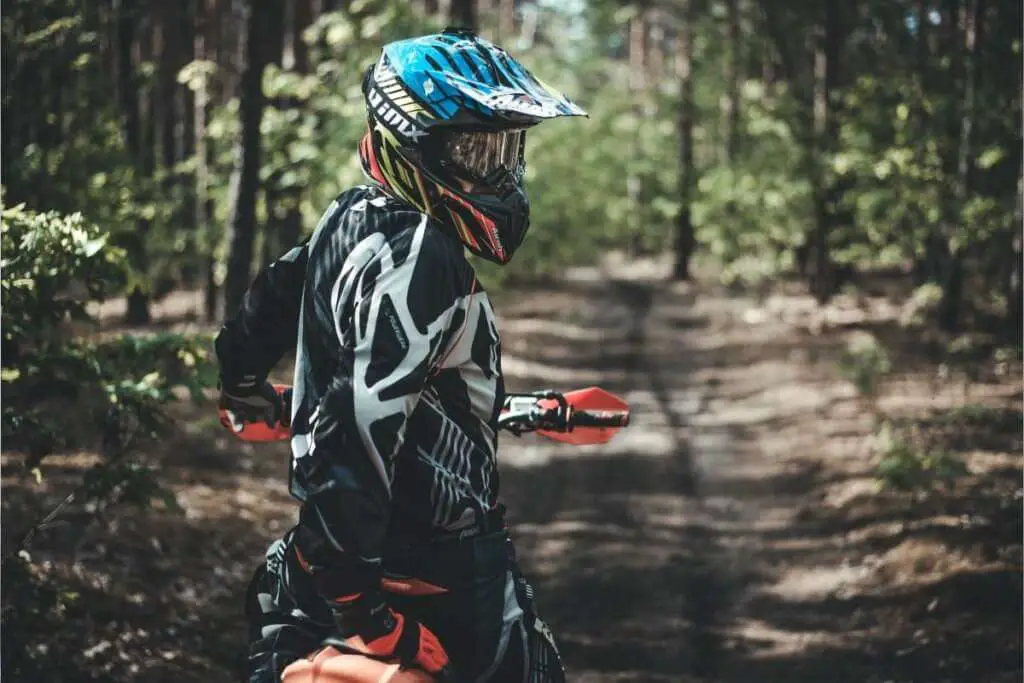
left=500, top=390, right=571, bottom=434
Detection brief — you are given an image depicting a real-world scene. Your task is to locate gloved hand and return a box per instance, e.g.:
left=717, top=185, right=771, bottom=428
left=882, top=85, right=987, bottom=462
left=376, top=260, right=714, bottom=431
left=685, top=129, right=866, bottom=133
left=218, top=377, right=287, bottom=432
left=331, top=589, right=450, bottom=676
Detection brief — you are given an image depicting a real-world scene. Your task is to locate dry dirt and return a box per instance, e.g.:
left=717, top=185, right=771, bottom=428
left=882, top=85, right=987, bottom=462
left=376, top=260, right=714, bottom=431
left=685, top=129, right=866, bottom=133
left=3, top=256, right=1022, bottom=683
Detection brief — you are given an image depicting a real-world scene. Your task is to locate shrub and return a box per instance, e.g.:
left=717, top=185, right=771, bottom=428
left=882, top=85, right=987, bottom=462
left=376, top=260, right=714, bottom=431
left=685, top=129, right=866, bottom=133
left=1, top=201, right=216, bottom=680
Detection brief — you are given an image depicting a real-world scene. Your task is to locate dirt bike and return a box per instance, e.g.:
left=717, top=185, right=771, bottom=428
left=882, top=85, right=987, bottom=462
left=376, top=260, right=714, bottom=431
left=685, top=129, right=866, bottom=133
left=221, top=385, right=631, bottom=683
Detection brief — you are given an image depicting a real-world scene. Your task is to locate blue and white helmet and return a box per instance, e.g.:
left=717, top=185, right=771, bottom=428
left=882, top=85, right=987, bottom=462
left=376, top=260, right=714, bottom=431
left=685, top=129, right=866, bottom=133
left=359, top=28, right=587, bottom=264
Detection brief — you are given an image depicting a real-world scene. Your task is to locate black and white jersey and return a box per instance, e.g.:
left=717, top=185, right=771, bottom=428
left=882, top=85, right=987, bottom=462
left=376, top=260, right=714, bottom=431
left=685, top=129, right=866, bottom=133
left=216, top=185, right=505, bottom=566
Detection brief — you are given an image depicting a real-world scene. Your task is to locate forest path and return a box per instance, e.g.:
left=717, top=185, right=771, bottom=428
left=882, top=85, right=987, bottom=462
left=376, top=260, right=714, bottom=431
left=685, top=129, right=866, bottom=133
left=5, top=257, right=1020, bottom=683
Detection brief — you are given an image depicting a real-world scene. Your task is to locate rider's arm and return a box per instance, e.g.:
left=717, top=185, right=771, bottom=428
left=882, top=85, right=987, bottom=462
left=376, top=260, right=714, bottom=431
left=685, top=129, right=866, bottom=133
left=214, top=241, right=308, bottom=384
left=296, top=216, right=468, bottom=595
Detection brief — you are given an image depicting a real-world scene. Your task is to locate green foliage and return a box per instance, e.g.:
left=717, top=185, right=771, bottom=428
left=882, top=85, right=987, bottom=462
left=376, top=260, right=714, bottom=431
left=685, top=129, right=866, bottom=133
left=838, top=332, right=892, bottom=398
left=3, top=0, right=190, bottom=294
left=2, top=203, right=126, bottom=342
left=1, top=551, right=80, bottom=681
left=900, top=283, right=944, bottom=327
left=875, top=421, right=969, bottom=491
left=1, top=200, right=215, bottom=494
left=0, top=201, right=218, bottom=681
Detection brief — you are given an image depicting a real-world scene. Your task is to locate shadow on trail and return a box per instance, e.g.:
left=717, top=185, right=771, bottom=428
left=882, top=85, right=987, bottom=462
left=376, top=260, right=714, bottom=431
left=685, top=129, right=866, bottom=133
left=496, top=275, right=740, bottom=681
left=728, top=566, right=1022, bottom=683
left=497, top=448, right=768, bottom=681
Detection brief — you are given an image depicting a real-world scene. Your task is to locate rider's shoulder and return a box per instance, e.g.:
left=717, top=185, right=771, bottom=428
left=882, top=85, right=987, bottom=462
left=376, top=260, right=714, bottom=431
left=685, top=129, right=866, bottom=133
left=354, top=188, right=464, bottom=262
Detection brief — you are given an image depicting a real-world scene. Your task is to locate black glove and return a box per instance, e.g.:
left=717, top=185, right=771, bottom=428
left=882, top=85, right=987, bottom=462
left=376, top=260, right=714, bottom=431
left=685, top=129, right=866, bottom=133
left=218, top=377, right=286, bottom=432
left=330, top=589, right=451, bottom=676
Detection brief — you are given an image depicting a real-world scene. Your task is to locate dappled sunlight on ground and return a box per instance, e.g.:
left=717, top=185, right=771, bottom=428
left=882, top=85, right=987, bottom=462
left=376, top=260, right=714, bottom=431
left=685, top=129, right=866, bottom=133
left=6, top=259, right=1022, bottom=682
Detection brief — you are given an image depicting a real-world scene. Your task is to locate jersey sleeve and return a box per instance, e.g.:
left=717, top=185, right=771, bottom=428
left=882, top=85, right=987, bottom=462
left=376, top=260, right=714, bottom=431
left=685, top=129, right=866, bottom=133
left=214, top=242, right=308, bottom=384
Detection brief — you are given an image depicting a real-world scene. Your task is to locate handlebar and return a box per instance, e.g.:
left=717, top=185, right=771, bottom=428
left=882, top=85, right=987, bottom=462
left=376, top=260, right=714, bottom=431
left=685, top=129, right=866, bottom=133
left=498, top=390, right=631, bottom=437
left=222, top=386, right=630, bottom=446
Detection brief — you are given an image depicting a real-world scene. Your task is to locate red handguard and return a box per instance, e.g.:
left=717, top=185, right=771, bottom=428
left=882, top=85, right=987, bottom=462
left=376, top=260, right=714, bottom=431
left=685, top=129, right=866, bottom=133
left=218, top=383, right=292, bottom=442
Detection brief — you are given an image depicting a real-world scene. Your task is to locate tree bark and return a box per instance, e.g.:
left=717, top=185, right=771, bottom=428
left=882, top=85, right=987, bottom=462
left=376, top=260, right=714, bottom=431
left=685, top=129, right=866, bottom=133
left=196, top=0, right=218, bottom=321
left=626, top=11, right=647, bottom=256
left=499, top=0, right=515, bottom=41
left=723, top=0, right=741, bottom=164
left=448, top=0, right=477, bottom=30
left=282, top=0, right=313, bottom=251
left=261, top=3, right=287, bottom=269
left=672, top=0, right=696, bottom=281
left=1009, top=157, right=1023, bottom=341
left=223, top=0, right=276, bottom=318
left=939, top=0, right=986, bottom=330
left=806, top=2, right=843, bottom=303
left=115, top=0, right=152, bottom=323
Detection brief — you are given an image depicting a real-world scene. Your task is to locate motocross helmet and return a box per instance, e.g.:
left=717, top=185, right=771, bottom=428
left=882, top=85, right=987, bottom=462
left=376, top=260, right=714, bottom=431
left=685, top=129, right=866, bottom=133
left=358, top=28, right=587, bottom=264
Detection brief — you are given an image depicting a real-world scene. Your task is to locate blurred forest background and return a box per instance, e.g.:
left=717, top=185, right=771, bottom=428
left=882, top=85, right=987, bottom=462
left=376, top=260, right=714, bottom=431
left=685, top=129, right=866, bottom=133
left=5, top=0, right=1022, bottom=320
left=2, top=0, right=1022, bottom=681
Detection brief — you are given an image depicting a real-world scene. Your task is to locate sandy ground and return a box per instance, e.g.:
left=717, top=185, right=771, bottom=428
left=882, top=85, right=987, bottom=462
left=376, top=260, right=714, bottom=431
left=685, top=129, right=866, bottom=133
left=3, top=256, right=1021, bottom=683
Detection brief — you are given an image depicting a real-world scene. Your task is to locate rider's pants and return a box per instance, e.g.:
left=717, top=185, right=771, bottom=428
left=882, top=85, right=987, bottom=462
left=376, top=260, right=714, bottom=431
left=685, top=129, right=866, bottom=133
left=244, top=527, right=565, bottom=683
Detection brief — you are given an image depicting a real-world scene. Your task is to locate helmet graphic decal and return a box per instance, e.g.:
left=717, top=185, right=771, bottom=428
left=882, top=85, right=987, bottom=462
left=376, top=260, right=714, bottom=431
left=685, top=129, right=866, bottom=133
left=358, top=29, right=586, bottom=265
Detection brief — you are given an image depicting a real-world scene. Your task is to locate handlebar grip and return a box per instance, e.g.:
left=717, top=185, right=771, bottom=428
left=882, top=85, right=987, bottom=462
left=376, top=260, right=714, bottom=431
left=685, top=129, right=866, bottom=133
left=569, top=410, right=630, bottom=428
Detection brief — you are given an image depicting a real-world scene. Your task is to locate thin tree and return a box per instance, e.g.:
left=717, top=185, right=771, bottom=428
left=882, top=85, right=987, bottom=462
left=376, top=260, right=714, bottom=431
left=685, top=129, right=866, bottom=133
left=448, top=0, right=477, bottom=29
left=195, top=0, right=219, bottom=321
left=939, top=0, right=987, bottom=330
left=223, top=0, right=279, bottom=316
left=626, top=8, right=647, bottom=256
left=281, top=0, right=313, bottom=251
left=672, top=0, right=696, bottom=280
left=723, top=0, right=741, bottom=164
left=115, top=0, right=152, bottom=323
left=499, top=0, right=515, bottom=41
left=260, top=2, right=287, bottom=269
left=807, top=3, right=841, bottom=304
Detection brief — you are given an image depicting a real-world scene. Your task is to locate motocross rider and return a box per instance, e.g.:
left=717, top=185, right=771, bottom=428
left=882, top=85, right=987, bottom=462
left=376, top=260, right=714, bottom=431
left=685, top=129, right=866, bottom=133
left=214, top=28, right=586, bottom=682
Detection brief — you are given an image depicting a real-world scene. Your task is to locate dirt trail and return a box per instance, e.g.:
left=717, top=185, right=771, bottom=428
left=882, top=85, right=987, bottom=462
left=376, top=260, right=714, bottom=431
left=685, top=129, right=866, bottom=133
left=495, top=256, right=1021, bottom=683
left=5, top=259, right=1020, bottom=683
left=496, top=258, right=758, bottom=682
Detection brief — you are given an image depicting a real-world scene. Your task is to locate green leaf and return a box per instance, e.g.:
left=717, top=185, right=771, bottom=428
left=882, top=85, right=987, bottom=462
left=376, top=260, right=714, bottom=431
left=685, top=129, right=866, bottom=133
left=977, top=147, right=1005, bottom=169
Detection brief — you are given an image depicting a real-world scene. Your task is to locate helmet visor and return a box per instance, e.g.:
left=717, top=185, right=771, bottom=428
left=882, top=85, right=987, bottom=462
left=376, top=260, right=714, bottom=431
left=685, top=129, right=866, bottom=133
left=444, top=129, right=526, bottom=183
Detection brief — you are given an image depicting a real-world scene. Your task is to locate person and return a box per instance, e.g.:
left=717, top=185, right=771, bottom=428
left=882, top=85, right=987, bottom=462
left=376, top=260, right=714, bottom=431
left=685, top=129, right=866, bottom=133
left=214, top=28, right=586, bottom=683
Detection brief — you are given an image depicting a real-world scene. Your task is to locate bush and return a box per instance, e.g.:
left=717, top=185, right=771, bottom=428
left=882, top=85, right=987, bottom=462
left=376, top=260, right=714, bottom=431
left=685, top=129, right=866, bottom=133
left=838, top=331, right=892, bottom=399
left=874, top=421, right=969, bottom=491
left=1, top=201, right=216, bottom=680
left=2, top=202, right=216, bottom=467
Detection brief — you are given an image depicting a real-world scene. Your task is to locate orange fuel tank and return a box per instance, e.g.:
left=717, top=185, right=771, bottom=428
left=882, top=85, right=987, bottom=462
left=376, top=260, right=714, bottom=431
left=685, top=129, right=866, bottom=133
left=281, top=639, right=437, bottom=683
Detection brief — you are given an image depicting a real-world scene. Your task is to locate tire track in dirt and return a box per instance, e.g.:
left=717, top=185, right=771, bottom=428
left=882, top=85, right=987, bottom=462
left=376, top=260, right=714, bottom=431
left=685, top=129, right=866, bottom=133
left=605, top=275, right=733, bottom=682
left=498, top=261, right=742, bottom=682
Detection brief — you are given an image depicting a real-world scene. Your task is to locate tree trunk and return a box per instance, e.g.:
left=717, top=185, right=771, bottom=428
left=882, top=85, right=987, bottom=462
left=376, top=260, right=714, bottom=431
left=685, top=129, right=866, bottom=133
left=939, top=0, right=986, bottom=331
left=448, top=0, right=477, bottom=30
left=197, top=0, right=218, bottom=321
left=626, top=11, right=647, bottom=257
left=158, top=2, right=188, bottom=290
left=179, top=0, right=198, bottom=286
left=1008, top=158, right=1023, bottom=341
left=115, top=0, right=152, bottom=323
left=261, top=4, right=287, bottom=269
left=919, top=0, right=962, bottom=283
left=723, top=0, right=741, bottom=164
left=672, top=0, right=696, bottom=281
left=223, top=0, right=276, bottom=318
left=282, top=0, right=312, bottom=251
left=806, top=3, right=842, bottom=304
left=499, top=0, right=515, bottom=41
